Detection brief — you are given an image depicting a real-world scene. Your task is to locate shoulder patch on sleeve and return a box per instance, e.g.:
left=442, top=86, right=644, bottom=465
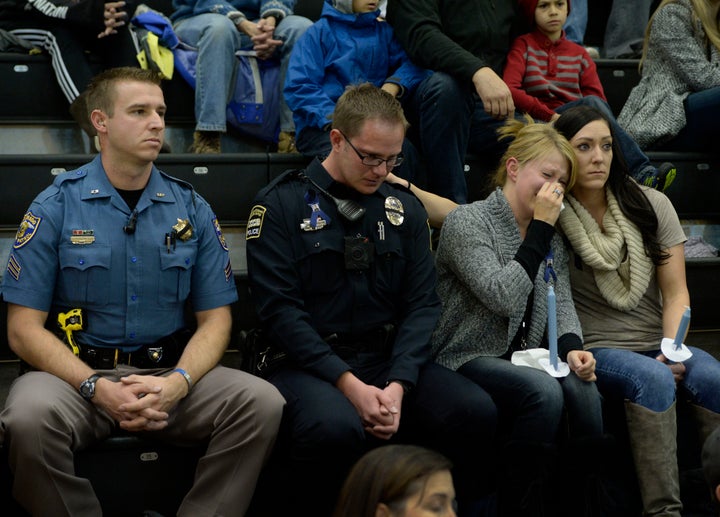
left=246, top=205, right=266, bottom=240
left=213, top=217, right=229, bottom=251
left=13, top=211, right=42, bottom=249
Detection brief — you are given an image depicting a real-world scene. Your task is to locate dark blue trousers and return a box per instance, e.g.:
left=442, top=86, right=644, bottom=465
left=259, top=357, right=497, bottom=516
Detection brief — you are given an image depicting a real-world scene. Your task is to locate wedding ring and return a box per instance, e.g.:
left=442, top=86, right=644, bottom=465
left=553, top=188, right=562, bottom=196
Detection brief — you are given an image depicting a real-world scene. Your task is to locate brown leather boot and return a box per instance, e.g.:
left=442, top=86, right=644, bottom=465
left=625, top=400, right=683, bottom=516
left=690, top=404, right=720, bottom=450
left=190, top=131, right=221, bottom=154
left=277, top=131, right=297, bottom=153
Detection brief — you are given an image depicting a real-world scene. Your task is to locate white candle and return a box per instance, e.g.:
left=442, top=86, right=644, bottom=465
left=547, top=285, right=558, bottom=369
left=673, top=306, right=691, bottom=350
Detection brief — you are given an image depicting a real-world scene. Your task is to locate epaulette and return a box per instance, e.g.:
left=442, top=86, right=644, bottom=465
left=158, top=168, right=197, bottom=208
left=28, top=167, right=87, bottom=204
left=158, top=168, right=195, bottom=191
left=53, top=167, right=88, bottom=186
left=259, top=168, right=305, bottom=195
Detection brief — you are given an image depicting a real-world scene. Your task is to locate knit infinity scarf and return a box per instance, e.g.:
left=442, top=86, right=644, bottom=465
left=559, top=188, right=653, bottom=311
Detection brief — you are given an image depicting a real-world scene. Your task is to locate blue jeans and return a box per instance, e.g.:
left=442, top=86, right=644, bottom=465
left=564, top=0, right=588, bottom=45
left=663, top=86, right=720, bottom=152
left=405, top=72, right=474, bottom=203
left=458, top=356, right=603, bottom=441
left=592, top=346, right=720, bottom=413
left=556, top=95, right=655, bottom=182
left=604, top=0, right=654, bottom=58
left=407, top=72, right=521, bottom=203
left=174, top=13, right=311, bottom=132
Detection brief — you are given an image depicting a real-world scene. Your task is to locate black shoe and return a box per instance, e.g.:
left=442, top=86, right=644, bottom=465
left=656, top=162, right=677, bottom=192
left=640, top=162, right=676, bottom=193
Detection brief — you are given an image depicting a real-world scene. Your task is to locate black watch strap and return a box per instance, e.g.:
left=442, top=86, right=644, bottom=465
left=79, top=373, right=102, bottom=401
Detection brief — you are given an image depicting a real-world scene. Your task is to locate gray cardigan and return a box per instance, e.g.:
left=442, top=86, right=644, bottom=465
left=431, top=189, right=582, bottom=371
left=618, top=0, right=720, bottom=149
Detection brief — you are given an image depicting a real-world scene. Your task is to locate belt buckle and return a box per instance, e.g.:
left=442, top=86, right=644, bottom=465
left=98, top=350, right=117, bottom=370
left=147, top=347, right=163, bottom=364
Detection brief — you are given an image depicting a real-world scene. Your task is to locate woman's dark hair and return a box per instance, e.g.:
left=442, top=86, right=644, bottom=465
left=333, top=445, right=453, bottom=517
left=554, top=105, right=669, bottom=265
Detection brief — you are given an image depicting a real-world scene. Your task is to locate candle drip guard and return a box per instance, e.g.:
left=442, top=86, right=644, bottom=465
left=511, top=349, right=570, bottom=378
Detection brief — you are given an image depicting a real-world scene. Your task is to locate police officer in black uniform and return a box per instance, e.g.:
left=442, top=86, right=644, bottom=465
left=246, top=83, right=498, bottom=515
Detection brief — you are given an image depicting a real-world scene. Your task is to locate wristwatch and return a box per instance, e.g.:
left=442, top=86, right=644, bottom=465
left=79, top=374, right=102, bottom=401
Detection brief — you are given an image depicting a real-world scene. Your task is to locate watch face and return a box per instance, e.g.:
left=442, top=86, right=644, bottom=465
left=80, top=376, right=98, bottom=400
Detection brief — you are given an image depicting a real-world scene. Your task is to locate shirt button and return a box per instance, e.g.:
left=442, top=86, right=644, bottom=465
left=131, top=257, right=137, bottom=263
left=78, top=259, right=85, bottom=265
left=129, top=333, right=136, bottom=339
left=131, top=295, right=137, bottom=301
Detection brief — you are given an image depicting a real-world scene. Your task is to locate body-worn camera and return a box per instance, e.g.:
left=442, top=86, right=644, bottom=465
left=344, top=236, right=374, bottom=270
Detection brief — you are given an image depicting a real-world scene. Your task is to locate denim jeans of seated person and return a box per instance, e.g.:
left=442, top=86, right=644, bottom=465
left=592, top=346, right=720, bottom=413
left=174, top=13, right=311, bottom=133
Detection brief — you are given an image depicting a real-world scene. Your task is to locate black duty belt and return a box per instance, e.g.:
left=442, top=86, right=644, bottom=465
left=324, top=324, right=397, bottom=357
left=79, top=328, right=193, bottom=369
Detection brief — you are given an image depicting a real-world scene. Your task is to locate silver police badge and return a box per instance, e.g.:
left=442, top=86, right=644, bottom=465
left=384, top=196, right=404, bottom=226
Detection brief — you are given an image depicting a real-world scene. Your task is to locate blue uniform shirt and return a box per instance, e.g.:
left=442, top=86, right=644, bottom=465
left=2, top=156, right=238, bottom=350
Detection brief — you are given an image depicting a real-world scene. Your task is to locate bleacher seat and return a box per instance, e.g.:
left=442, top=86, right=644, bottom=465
left=0, top=153, right=275, bottom=229
left=74, top=434, right=206, bottom=516
left=594, top=58, right=641, bottom=117
left=0, top=53, right=71, bottom=122
left=0, top=419, right=205, bottom=516
left=268, top=152, right=312, bottom=181
left=156, top=153, right=273, bottom=225
left=648, top=151, right=720, bottom=219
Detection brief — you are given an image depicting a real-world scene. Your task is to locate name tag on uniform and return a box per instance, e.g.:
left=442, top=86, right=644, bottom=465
left=70, top=229, right=95, bottom=245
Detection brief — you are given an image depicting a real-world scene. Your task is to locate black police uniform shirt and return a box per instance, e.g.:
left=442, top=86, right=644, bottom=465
left=246, top=158, right=439, bottom=387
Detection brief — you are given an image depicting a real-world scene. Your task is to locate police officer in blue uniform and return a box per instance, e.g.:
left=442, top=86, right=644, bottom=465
left=246, top=83, right=498, bottom=515
left=0, top=67, right=284, bottom=516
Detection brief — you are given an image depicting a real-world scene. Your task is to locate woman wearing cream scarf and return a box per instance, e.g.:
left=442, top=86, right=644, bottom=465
left=555, top=105, right=720, bottom=517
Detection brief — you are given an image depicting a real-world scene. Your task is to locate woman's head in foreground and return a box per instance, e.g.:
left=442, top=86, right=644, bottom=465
left=333, top=445, right=456, bottom=517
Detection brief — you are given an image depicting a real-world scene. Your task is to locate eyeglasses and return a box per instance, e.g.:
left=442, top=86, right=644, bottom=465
left=339, top=131, right=404, bottom=169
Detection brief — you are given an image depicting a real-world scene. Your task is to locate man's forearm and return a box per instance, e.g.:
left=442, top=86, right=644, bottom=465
left=7, top=304, right=96, bottom=389
left=174, top=305, right=233, bottom=385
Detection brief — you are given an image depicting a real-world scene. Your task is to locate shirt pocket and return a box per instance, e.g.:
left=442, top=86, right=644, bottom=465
left=372, top=234, right=408, bottom=294
left=292, top=230, right=345, bottom=295
left=158, top=245, right=197, bottom=305
left=58, top=244, right=112, bottom=306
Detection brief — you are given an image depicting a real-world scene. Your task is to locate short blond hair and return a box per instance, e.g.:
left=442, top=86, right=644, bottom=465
left=493, top=115, right=577, bottom=190
left=85, top=67, right=163, bottom=117
left=331, top=83, right=409, bottom=138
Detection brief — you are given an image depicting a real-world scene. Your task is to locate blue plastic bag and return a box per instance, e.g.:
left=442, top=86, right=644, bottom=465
left=225, top=50, right=281, bottom=144
left=174, top=48, right=281, bottom=143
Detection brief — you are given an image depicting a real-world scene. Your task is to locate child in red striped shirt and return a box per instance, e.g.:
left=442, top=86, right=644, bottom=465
left=504, top=0, right=605, bottom=122
left=503, top=0, right=676, bottom=192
